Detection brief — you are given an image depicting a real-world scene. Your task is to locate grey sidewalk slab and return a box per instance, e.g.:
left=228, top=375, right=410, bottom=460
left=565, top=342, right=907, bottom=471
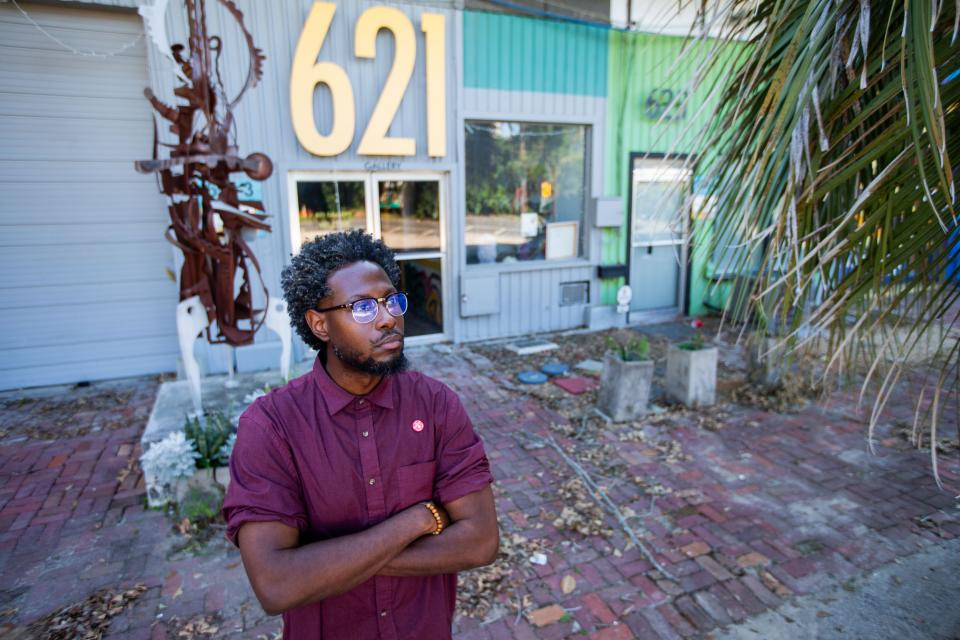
left=713, top=536, right=960, bottom=640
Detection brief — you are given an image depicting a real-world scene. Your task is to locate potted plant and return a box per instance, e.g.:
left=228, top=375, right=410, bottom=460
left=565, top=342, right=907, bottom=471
left=597, top=334, right=654, bottom=422
left=140, top=411, right=236, bottom=507
left=183, top=411, right=235, bottom=491
left=140, top=431, right=200, bottom=507
left=665, top=319, right=718, bottom=407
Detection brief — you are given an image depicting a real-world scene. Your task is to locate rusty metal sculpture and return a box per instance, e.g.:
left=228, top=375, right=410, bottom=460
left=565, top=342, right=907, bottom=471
left=135, top=0, right=272, bottom=346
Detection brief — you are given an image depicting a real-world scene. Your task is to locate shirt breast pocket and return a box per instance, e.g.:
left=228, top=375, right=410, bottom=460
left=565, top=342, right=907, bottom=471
left=397, top=460, right=437, bottom=509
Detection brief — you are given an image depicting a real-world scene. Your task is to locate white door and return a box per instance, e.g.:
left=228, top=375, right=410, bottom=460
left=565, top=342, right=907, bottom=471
left=0, top=3, right=177, bottom=390
left=289, top=172, right=449, bottom=342
left=628, top=158, right=691, bottom=315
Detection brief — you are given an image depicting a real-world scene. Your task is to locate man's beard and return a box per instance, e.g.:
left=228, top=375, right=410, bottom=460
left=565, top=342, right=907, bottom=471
left=331, top=341, right=408, bottom=376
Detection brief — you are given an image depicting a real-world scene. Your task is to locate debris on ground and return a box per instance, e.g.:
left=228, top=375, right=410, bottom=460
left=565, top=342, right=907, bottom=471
left=550, top=478, right=613, bottom=538
left=616, top=426, right=690, bottom=464
left=891, top=419, right=960, bottom=453
left=172, top=613, right=222, bottom=638
left=456, top=532, right=545, bottom=620
left=171, top=486, right=227, bottom=553
left=526, top=603, right=567, bottom=627
left=21, top=584, right=147, bottom=640
left=0, top=381, right=157, bottom=441
left=729, top=372, right=821, bottom=413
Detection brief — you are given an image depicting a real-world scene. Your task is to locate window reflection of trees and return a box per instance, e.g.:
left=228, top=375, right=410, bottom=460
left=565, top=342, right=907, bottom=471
left=379, top=181, right=441, bottom=253
left=465, top=121, right=587, bottom=264
left=296, top=181, right=367, bottom=243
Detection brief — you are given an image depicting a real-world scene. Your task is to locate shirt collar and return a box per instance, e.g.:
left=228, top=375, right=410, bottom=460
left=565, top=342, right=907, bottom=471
left=311, top=357, right=396, bottom=414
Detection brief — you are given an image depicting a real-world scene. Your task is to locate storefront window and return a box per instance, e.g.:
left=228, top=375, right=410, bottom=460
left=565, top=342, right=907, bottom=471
left=378, top=181, right=440, bottom=253
left=465, top=121, right=587, bottom=264
left=295, top=180, right=366, bottom=246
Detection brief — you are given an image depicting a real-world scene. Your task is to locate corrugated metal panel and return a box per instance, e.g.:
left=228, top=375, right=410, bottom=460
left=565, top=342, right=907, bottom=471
left=462, top=87, right=605, bottom=120
left=0, top=2, right=178, bottom=389
left=458, top=264, right=594, bottom=341
left=463, top=9, right=607, bottom=96
left=605, top=31, right=725, bottom=178
left=55, top=0, right=141, bottom=8
left=466, top=0, right=610, bottom=24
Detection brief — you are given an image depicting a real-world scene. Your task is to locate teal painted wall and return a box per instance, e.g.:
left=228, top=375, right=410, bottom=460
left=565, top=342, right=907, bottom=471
left=462, top=10, right=608, bottom=96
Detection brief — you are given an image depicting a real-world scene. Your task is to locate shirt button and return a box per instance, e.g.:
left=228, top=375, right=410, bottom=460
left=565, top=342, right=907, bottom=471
left=362, top=431, right=369, bottom=438
left=380, top=610, right=387, bottom=617
left=358, top=399, right=367, bottom=407
left=369, top=478, right=376, bottom=485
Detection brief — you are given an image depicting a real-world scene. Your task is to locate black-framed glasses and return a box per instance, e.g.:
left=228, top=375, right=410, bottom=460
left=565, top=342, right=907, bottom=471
left=316, top=292, right=408, bottom=324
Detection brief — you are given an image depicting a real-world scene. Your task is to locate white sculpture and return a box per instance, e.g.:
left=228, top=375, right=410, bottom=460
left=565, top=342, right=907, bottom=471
left=175, top=295, right=207, bottom=415
left=257, top=296, right=293, bottom=382
left=175, top=295, right=292, bottom=415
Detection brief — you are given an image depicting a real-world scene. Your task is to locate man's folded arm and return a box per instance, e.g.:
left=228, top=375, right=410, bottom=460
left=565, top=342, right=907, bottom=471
left=236, top=503, right=435, bottom=615
left=378, top=485, right=499, bottom=577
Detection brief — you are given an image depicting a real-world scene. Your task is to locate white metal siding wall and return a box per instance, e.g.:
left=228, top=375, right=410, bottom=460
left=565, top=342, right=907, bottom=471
left=457, top=265, right=595, bottom=341
left=0, top=3, right=177, bottom=390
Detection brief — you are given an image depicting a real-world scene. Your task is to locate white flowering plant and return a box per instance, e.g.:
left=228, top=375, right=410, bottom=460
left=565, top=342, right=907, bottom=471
left=140, top=431, right=200, bottom=487
left=216, top=432, right=237, bottom=467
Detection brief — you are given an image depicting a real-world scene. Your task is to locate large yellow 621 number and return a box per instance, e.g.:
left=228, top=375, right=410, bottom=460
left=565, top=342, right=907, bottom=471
left=290, top=3, right=446, bottom=158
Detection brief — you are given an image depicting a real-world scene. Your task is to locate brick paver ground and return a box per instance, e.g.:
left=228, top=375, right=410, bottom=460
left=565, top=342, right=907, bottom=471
left=0, top=332, right=958, bottom=639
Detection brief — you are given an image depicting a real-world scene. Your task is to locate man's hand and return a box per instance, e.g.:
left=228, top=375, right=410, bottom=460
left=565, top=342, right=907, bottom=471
left=236, top=502, right=436, bottom=615
left=380, top=485, right=499, bottom=577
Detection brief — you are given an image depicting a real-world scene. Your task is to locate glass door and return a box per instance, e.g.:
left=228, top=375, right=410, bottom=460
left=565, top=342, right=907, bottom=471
left=292, top=174, right=373, bottom=247
left=374, top=176, right=445, bottom=338
left=628, top=158, right=691, bottom=314
left=289, top=172, right=447, bottom=341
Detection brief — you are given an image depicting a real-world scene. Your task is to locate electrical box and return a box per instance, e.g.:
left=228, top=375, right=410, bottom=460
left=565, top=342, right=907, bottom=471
left=592, top=197, right=623, bottom=228
left=459, top=273, right=500, bottom=317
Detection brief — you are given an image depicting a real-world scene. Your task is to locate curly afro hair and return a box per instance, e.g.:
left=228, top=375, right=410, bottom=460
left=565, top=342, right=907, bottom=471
left=281, top=230, right=401, bottom=355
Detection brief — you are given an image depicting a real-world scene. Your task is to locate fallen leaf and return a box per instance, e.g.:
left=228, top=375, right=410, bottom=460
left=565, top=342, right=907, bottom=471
left=527, top=604, right=566, bottom=627
left=560, top=575, right=577, bottom=594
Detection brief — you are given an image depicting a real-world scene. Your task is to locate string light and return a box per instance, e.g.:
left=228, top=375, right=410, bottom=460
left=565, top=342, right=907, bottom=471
left=11, top=0, right=144, bottom=58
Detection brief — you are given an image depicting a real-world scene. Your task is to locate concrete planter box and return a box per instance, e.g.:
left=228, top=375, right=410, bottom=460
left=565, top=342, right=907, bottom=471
left=747, top=335, right=786, bottom=389
left=665, top=344, right=718, bottom=407
left=597, top=352, right=654, bottom=422
left=145, top=466, right=231, bottom=508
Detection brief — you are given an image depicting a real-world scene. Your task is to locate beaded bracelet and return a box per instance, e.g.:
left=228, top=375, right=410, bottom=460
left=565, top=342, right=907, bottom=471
left=423, top=501, right=443, bottom=535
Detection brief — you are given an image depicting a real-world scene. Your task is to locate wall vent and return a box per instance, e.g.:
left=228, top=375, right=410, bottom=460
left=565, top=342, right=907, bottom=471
left=559, top=281, right=589, bottom=306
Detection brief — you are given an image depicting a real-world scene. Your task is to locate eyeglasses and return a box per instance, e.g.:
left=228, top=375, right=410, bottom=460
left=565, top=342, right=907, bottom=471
left=316, top=292, right=408, bottom=324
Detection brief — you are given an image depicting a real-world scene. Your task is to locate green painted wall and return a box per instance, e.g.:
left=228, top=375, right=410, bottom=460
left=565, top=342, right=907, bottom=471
left=602, top=32, right=741, bottom=309
left=463, top=10, right=608, bottom=96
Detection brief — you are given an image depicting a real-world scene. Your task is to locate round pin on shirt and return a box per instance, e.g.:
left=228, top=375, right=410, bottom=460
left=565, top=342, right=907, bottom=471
left=412, top=419, right=425, bottom=432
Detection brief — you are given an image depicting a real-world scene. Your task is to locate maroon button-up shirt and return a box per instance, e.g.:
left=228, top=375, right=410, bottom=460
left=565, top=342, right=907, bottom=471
left=223, top=358, right=493, bottom=639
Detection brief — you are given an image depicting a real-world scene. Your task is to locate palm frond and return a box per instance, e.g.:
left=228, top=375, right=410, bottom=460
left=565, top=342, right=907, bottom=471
left=683, top=0, right=959, bottom=479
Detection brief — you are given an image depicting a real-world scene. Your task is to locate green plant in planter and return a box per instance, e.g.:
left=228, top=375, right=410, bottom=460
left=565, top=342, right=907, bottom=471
left=679, top=332, right=706, bottom=351
left=184, top=411, right=235, bottom=469
left=607, top=334, right=650, bottom=361
left=679, top=318, right=708, bottom=351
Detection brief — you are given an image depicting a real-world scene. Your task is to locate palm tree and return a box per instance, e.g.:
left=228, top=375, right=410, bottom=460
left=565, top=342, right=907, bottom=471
left=682, top=0, right=958, bottom=481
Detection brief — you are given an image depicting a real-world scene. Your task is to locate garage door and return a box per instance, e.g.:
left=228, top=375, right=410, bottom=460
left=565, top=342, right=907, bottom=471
left=0, top=3, right=178, bottom=390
